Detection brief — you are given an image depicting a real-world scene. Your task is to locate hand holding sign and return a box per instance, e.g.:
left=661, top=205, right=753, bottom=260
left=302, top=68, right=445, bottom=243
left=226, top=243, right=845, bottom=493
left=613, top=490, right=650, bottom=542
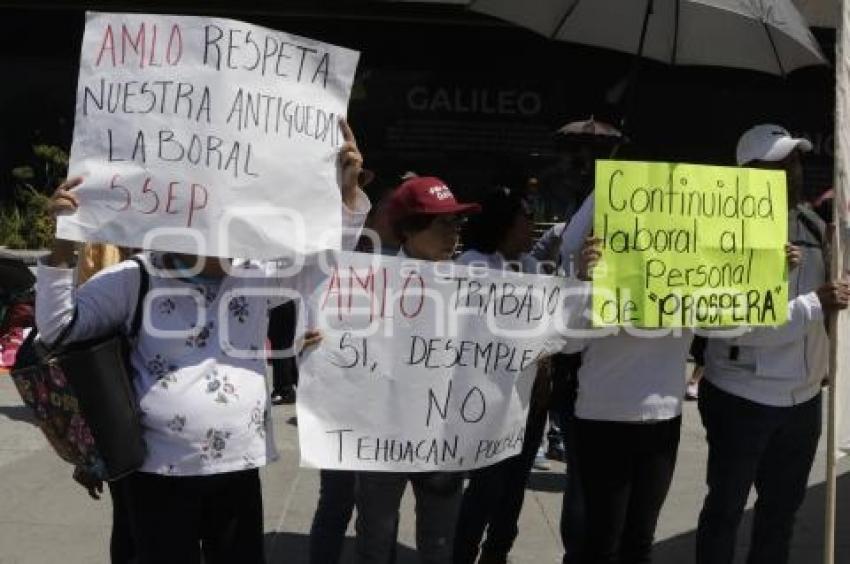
left=299, top=329, right=325, bottom=352
left=578, top=236, right=602, bottom=281
left=337, top=119, right=366, bottom=209
left=786, top=243, right=802, bottom=270
left=48, top=177, right=83, bottom=217
left=45, top=177, right=84, bottom=268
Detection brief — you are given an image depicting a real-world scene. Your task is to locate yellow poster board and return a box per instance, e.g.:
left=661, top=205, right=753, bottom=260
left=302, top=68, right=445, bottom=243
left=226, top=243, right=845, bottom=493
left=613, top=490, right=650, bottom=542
left=592, top=160, right=788, bottom=328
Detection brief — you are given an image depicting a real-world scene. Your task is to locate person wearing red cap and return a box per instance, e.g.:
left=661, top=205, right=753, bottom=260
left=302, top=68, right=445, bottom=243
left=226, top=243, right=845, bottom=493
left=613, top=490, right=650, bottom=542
left=354, top=176, right=479, bottom=564
left=384, top=175, right=481, bottom=260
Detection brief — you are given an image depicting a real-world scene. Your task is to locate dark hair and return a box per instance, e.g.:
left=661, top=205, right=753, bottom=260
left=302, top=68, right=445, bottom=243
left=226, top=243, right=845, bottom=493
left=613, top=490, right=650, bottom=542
left=393, top=214, right=436, bottom=242
left=461, top=186, right=527, bottom=254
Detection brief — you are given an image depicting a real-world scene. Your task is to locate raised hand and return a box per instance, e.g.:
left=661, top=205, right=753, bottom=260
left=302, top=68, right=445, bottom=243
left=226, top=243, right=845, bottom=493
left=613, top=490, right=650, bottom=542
left=338, top=118, right=364, bottom=209
left=46, top=177, right=85, bottom=267
left=578, top=236, right=603, bottom=281
left=49, top=177, right=83, bottom=218
left=785, top=243, right=801, bottom=270
left=816, top=280, right=850, bottom=312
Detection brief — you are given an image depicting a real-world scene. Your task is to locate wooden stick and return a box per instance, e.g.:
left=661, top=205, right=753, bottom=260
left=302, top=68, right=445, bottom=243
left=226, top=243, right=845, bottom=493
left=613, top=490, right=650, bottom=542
left=825, top=4, right=848, bottom=561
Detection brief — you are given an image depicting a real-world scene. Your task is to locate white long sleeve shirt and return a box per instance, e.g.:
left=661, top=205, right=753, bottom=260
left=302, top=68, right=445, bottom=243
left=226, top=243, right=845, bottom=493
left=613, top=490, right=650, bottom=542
left=704, top=207, right=829, bottom=407
left=556, top=193, right=692, bottom=422
left=574, top=330, right=693, bottom=421
left=36, top=191, right=369, bottom=476
left=559, top=193, right=594, bottom=271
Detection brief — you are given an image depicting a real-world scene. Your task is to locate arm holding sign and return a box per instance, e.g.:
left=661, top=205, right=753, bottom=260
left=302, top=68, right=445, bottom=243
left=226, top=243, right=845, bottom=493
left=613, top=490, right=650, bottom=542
left=530, top=222, right=566, bottom=273
left=276, top=120, right=371, bottom=347
left=338, top=119, right=366, bottom=211
left=723, top=243, right=848, bottom=347
left=550, top=236, right=600, bottom=356
left=269, top=119, right=370, bottom=279
left=44, top=177, right=82, bottom=269
left=559, top=193, right=594, bottom=272
left=337, top=118, right=371, bottom=249
left=726, top=282, right=850, bottom=348
left=36, top=178, right=139, bottom=346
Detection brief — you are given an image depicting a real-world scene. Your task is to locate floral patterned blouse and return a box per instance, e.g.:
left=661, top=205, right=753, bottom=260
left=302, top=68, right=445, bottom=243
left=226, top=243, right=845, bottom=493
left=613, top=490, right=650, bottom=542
left=35, top=192, right=368, bottom=476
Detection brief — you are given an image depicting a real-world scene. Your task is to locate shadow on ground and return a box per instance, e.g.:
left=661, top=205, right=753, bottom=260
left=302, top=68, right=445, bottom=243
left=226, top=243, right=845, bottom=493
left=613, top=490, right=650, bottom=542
left=265, top=532, right=419, bottom=564
left=261, top=472, right=850, bottom=563
left=654, top=473, right=850, bottom=563
left=0, top=404, right=36, bottom=424
left=526, top=470, right=566, bottom=493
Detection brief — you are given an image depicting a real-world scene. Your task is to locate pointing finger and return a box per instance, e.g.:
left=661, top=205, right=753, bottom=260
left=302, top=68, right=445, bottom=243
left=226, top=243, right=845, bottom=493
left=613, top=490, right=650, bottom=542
left=339, top=118, right=356, bottom=145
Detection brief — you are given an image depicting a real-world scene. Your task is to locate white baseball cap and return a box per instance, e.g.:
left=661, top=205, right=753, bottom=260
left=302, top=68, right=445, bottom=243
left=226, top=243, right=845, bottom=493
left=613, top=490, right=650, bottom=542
left=736, top=124, right=812, bottom=166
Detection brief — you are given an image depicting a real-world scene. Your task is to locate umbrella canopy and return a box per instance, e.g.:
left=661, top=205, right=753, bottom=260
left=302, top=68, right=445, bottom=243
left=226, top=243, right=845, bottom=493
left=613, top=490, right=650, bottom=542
left=408, top=0, right=826, bottom=75
left=556, top=116, right=624, bottom=138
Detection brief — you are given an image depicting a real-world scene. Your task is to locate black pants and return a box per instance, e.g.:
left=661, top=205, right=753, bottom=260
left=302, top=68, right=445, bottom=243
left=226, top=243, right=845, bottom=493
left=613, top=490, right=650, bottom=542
left=555, top=354, right=585, bottom=564
left=309, top=470, right=357, bottom=564
left=268, top=302, right=298, bottom=393
left=356, top=472, right=462, bottom=564
left=119, top=469, right=264, bottom=564
left=560, top=413, right=585, bottom=564
left=453, top=397, right=548, bottom=564
left=576, top=416, right=681, bottom=564
left=549, top=353, right=580, bottom=457
left=309, top=470, right=399, bottom=564
left=108, top=479, right=136, bottom=564
left=696, top=380, right=821, bottom=564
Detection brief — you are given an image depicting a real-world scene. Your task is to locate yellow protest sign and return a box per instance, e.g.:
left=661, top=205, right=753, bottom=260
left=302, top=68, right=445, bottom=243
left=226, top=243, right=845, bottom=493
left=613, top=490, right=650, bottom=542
left=592, top=160, right=788, bottom=328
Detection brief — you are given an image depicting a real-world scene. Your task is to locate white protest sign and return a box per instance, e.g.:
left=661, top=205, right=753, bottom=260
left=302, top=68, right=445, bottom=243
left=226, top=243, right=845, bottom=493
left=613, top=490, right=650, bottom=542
left=60, top=12, right=360, bottom=259
left=295, top=252, right=589, bottom=472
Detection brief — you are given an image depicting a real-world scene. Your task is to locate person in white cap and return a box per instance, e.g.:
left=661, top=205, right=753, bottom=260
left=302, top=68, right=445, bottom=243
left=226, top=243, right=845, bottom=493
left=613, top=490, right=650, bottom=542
left=695, top=124, right=850, bottom=564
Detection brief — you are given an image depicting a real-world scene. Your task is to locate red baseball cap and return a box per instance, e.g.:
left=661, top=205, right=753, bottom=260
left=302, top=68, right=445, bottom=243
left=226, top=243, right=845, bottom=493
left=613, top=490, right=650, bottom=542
left=386, top=176, right=481, bottom=224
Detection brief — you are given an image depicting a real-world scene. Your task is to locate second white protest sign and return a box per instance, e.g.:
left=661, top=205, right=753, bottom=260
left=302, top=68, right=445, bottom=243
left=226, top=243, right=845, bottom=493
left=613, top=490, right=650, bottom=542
left=296, top=252, right=589, bottom=472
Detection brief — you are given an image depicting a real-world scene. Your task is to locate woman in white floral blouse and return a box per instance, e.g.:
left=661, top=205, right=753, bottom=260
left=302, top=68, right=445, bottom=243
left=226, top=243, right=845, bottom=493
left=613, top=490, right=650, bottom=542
left=37, top=120, right=370, bottom=564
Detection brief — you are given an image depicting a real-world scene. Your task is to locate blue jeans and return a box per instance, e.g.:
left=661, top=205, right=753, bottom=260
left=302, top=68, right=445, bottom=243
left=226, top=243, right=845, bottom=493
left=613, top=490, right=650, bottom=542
left=696, top=380, right=821, bottom=564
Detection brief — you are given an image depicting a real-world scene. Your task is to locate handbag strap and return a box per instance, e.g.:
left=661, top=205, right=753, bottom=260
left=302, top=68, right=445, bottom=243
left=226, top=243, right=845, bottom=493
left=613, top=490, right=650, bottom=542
left=128, top=256, right=150, bottom=340
left=39, top=307, right=79, bottom=356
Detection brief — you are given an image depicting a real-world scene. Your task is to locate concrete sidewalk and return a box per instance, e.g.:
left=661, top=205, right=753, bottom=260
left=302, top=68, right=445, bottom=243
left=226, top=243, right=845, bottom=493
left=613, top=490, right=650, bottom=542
left=1, top=371, right=849, bottom=564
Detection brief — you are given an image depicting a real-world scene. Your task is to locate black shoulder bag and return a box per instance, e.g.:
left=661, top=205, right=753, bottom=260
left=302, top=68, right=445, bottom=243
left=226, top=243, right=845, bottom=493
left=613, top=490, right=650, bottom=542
left=11, top=257, right=150, bottom=480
